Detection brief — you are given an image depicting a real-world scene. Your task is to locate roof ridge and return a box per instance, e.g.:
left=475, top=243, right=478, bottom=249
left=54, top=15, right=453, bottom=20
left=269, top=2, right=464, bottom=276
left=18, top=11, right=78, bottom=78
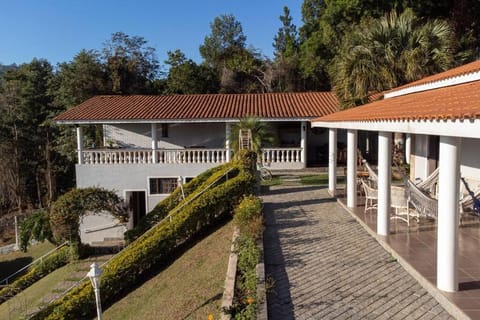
left=385, top=60, right=480, bottom=99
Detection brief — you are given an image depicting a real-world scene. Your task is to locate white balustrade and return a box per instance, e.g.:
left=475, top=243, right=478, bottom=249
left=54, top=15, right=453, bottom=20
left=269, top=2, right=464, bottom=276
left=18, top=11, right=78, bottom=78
left=81, top=148, right=229, bottom=165
left=261, top=148, right=302, bottom=164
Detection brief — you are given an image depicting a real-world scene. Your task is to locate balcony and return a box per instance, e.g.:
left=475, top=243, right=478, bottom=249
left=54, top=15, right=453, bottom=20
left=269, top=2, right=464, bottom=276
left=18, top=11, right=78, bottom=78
left=79, top=147, right=304, bottom=170
left=81, top=148, right=229, bottom=165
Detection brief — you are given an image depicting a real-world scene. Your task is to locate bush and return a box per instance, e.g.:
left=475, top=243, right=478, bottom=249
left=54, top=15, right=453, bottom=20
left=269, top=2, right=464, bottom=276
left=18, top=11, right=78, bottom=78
left=19, top=209, right=53, bottom=251
left=31, top=157, right=256, bottom=320
left=229, top=194, right=263, bottom=319
left=0, top=245, right=71, bottom=304
left=233, top=195, right=263, bottom=238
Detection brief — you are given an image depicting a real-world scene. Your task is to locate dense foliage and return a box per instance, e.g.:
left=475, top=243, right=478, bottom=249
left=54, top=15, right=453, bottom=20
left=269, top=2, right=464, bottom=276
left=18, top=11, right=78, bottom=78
left=331, top=9, right=456, bottom=107
left=30, top=155, right=256, bottom=319
left=229, top=195, right=263, bottom=319
left=19, top=209, right=53, bottom=251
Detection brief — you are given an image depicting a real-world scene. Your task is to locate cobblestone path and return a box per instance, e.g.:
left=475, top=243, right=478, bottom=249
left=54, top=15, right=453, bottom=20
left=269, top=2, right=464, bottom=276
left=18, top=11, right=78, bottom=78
left=262, top=185, right=453, bottom=320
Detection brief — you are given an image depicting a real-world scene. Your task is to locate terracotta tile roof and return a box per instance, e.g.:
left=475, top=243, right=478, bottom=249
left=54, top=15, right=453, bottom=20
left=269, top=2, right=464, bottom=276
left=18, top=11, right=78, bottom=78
left=388, top=60, right=480, bottom=93
left=55, top=92, right=339, bottom=123
left=313, top=80, right=480, bottom=122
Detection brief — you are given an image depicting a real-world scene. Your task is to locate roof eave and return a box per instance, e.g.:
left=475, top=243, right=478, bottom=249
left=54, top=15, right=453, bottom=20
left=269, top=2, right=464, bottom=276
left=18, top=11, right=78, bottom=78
left=55, top=116, right=318, bottom=125
left=311, top=118, right=480, bottom=139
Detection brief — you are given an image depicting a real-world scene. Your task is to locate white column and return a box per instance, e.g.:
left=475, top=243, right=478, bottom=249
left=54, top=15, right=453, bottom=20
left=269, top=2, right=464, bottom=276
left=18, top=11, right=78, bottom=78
left=328, top=128, right=337, bottom=196
left=76, top=126, right=84, bottom=165
left=405, top=133, right=411, bottom=164
left=300, top=121, right=307, bottom=168
left=377, top=132, right=392, bottom=236
left=347, top=129, right=357, bottom=208
left=225, top=123, right=231, bottom=162
left=437, top=136, right=461, bottom=292
left=151, top=123, right=158, bottom=163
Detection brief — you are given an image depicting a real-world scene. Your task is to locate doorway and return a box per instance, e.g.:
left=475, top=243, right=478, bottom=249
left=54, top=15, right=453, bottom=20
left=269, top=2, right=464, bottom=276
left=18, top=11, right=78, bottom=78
left=126, top=191, right=146, bottom=227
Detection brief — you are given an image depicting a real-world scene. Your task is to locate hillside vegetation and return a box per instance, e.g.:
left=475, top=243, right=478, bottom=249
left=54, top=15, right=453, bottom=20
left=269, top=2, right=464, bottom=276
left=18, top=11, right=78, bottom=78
left=31, top=151, right=256, bottom=319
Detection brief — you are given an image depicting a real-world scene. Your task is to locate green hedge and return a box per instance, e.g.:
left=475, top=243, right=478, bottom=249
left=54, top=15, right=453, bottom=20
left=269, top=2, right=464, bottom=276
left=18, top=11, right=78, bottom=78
left=125, top=163, right=231, bottom=242
left=229, top=195, right=263, bottom=319
left=31, top=160, right=256, bottom=319
left=0, top=245, right=71, bottom=304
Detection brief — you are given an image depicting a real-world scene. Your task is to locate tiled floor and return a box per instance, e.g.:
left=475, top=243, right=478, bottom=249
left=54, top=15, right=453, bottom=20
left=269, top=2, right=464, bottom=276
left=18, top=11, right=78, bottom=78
left=341, top=195, right=480, bottom=319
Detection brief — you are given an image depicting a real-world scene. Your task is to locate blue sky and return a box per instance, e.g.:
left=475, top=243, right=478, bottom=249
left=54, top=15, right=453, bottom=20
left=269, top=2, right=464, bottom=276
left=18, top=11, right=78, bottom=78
left=0, top=0, right=304, bottom=70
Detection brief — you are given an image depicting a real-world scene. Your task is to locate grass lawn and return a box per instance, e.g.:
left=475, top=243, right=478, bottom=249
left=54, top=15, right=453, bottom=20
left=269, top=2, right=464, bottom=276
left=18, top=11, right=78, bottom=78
left=300, top=174, right=345, bottom=185
left=103, top=220, right=234, bottom=320
left=0, top=241, right=55, bottom=281
left=260, top=175, right=283, bottom=186
left=0, top=261, right=83, bottom=319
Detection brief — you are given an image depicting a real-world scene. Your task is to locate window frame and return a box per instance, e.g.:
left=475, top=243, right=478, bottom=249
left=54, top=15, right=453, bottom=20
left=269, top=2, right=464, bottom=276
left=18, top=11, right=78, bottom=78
left=148, top=176, right=178, bottom=195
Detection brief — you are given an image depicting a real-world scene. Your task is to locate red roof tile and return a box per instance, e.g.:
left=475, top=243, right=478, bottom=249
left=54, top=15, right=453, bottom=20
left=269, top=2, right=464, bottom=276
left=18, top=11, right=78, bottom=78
left=389, top=60, right=480, bottom=93
left=55, top=92, right=339, bottom=123
left=313, top=80, right=480, bottom=122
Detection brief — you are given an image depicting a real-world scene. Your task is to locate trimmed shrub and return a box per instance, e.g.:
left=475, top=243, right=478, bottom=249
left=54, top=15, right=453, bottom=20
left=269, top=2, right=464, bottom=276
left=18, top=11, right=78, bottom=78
left=233, top=195, right=263, bottom=238
left=31, top=161, right=256, bottom=319
left=231, top=234, right=260, bottom=319
left=229, top=194, right=263, bottom=319
left=0, top=245, right=71, bottom=304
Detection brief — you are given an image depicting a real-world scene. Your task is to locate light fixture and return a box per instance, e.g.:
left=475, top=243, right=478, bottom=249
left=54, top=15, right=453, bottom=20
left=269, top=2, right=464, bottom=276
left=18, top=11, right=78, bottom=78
left=178, top=176, right=185, bottom=200
left=88, top=262, right=103, bottom=320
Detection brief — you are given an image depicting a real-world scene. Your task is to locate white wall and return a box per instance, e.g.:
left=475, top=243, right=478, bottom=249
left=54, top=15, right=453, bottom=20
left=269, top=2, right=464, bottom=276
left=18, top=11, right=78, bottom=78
left=413, top=134, right=429, bottom=181
left=76, top=163, right=217, bottom=212
left=104, top=123, right=225, bottom=149
left=79, top=212, right=127, bottom=245
left=460, top=138, right=480, bottom=187
left=412, top=136, right=480, bottom=189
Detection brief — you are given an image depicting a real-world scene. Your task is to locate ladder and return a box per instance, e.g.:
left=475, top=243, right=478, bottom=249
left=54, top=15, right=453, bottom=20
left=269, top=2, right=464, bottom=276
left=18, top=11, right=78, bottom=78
left=239, top=129, right=252, bottom=150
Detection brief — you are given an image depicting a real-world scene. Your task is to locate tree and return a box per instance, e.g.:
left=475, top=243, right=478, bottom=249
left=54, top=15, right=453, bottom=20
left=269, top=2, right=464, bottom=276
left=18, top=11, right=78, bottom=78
left=331, top=9, right=456, bottom=108
left=230, top=117, right=277, bottom=155
left=273, top=6, right=299, bottom=59
left=164, top=50, right=219, bottom=94
left=200, top=14, right=265, bottom=93
left=0, top=59, right=56, bottom=210
left=271, top=6, right=302, bottom=92
left=200, top=14, right=247, bottom=71
left=102, top=32, right=159, bottom=94
left=54, top=50, right=107, bottom=109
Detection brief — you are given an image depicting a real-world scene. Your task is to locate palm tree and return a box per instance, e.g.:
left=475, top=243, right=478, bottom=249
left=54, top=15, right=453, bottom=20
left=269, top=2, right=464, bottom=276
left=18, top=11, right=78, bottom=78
left=331, top=9, right=456, bottom=108
left=230, top=116, right=277, bottom=154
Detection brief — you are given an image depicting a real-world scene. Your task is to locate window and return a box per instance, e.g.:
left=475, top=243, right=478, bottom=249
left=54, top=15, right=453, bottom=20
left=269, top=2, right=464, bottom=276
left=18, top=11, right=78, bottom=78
left=161, top=124, right=169, bottom=138
left=149, top=178, right=177, bottom=194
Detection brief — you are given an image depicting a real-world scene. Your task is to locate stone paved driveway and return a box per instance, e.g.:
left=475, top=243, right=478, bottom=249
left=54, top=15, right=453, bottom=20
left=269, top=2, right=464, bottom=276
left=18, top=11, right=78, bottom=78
left=262, top=185, right=453, bottom=320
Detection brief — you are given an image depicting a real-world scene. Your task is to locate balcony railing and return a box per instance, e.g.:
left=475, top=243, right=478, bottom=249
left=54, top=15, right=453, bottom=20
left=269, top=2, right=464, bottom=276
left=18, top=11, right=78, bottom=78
left=81, top=148, right=229, bottom=165
left=80, top=147, right=304, bottom=167
left=261, top=148, right=302, bottom=164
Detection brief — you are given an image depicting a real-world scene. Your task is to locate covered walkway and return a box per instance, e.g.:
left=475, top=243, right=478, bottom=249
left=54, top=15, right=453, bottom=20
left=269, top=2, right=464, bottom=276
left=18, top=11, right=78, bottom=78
left=262, top=184, right=454, bottom=319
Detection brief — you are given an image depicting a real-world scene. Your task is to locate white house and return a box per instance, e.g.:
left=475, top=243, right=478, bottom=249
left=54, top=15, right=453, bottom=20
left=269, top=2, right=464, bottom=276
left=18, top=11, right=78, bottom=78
left=54, top=92, right=339, bottom=243
left=312, top=60, right=480, bottom=297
